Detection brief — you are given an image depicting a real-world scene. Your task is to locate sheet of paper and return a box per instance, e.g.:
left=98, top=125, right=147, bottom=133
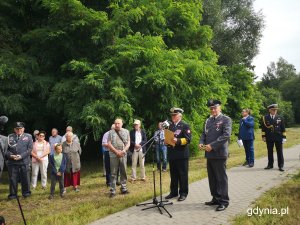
left=164, top=129, right=175, bottom=147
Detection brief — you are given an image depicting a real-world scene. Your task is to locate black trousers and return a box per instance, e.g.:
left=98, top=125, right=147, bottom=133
left=50, top=173, right=64, bottom=195
left=169, top=158, right=188, bottom=196
left=207, top=159, right=229, bottom=206
left=104, top=151, right=111, bottom=185
left=8, top=164, right=31, bottom=197
left=266, top=141, right=284, bottom=168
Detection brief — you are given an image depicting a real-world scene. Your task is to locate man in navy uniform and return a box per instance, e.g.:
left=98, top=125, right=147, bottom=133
left=165, top=107, right=191, bottom=201
left=199, top=100, right=232, bottom=211
left=261, top=104, right=286, bottom=171
left=5, top=122, right=33, bottom=199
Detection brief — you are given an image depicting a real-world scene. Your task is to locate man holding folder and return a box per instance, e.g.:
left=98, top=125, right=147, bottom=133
left=165, top=107, right=191, bottom=201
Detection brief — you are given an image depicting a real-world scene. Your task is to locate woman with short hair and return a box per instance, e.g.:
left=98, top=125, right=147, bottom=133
left=31, top=131, right=50, bottom=189
left=62, top=131, right=82, bottom=192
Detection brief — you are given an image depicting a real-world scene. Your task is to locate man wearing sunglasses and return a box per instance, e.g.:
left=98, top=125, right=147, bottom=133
left=199, top=100, right=232, bottom=211
left=5, top=122, right=33, bottom=199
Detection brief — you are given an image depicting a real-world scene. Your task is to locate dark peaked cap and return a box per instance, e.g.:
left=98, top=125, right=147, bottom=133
left=207, top=99, right=221, bottom=107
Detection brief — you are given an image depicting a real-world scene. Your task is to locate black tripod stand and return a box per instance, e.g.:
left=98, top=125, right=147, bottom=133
left=136, top=132, right=173, bottom=218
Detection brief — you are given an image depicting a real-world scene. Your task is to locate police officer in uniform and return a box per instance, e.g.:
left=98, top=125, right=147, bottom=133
left=261, top=104, right=286, bottom=171
left=199, top=100, right=232, bottom=211
left=165, top=107, right=191, bottom=201
left=5, top=122, right=33, bottom=199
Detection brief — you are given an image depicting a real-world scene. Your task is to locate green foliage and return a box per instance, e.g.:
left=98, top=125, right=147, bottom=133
left=223, top=65, right=264, bottom=135
left=260, top=57, right=298, bottom=88
left=0, top=0, right=265, bottom=157
left=259, top=58, right=299, bottom=125
left=281, top=76, right=300, bottom=123
left=201, top=0, right=264, bottom=68
left=259, top=88, right=295, bottom=126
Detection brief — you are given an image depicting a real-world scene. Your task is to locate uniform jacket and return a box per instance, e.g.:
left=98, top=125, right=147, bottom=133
left=5, top=133, right=33, bottom=165
left=200, top=114, right=232, bottom=159
left=0, top=135, right=8, bottom=175
left=260, top=114, right=286, bottom=142
left=238, top=116, right=255, bottom=140
left=49, top=153, right=67, bottom=175
left=129, top=129, right=147, bottom=153
left=167, top=120, right=191, bottom=160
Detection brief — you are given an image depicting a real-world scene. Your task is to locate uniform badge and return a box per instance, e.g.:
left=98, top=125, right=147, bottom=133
left=22, top=136, right=29, bottom=141
left=216, top=121, right=223, bottom=131
left=174, top=129, right=181, bottom=136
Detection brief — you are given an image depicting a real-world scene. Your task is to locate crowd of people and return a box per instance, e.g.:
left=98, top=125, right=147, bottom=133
left=0, top=125, right=82, bottom=200
left=0, top=99, right=287, bottom=213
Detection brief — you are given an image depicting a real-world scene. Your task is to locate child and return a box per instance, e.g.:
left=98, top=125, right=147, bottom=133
left=49, top=143, right=66, bottom=199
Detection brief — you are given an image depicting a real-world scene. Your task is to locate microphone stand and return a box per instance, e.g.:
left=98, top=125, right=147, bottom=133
left=136, top=130, right=173, bottom=218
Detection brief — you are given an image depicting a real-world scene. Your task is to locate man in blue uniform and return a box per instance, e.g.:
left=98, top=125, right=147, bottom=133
left=199, top=100, right=232, bottom=211
left=238, top=109, right=255, bottom=167
left=260, top=104, right=286, bottom=171
left=165, top=107, right=191, bottom=201
left=5, top=122, right=33, bottom=199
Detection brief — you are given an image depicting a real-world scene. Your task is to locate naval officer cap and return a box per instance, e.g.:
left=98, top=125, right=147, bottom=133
left=207, top=99, right=221, bottom=107
left=14, top=122, right=25, bottom=128
left=267, top=104, right=278, bottom=110
left=170, top=107, right=184, bottom=115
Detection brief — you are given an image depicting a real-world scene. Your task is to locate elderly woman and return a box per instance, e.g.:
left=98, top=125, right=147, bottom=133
left=62, top=131, right=82, bottom=192
left=31, top=131, right=50, bottom=189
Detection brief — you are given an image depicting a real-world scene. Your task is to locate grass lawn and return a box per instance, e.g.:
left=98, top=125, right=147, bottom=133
left=232, top=170, right=300, bottom=225
left=0, top=127, right=299, bottom=225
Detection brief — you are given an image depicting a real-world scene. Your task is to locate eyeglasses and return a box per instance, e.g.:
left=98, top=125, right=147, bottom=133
left=39, top=135, right=45, bottom=137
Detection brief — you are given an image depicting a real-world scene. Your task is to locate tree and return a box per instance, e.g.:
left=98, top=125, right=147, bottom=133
left=260, top=57, right=298, bottom=88
left=201, top=0, right=264, bottom=68
left=0, top=0, right=269, bottom=157
left=259, top=88, right=294, bottom=126
left=258, top=58, right=299, bottom=125
left=281, top=76, right=300, bottom=123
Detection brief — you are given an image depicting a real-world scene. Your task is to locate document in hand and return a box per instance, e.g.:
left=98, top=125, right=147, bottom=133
left=164, top=129, right=175, bottom=147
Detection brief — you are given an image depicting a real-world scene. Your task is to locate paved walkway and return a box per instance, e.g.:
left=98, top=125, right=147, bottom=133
left=90, top=145, right=300, bottom=225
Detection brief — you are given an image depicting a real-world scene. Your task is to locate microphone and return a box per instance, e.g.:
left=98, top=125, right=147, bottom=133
left=161, top=120, right=170, bottom=128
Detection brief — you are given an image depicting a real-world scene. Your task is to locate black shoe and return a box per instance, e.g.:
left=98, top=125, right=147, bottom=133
left=205, top=200, right=219, bottom=206
left=48, top=195, right=54, bottom=200
left=165, top=194, right=178, bottom=199
left=23, top=193, right=31, bottom=198
left=264, top=165, right=273, bottom=170
left=279, top=167, right=285, bottom=172
left=216, top=204, right=228, bottom=211
left=242, top=161, right=248, bottom=166
left=121, top=190, right=129, bottom=195
left=8, top=195, right=17, bottom=200
left=109, top=193, right=116, bottom=198
left=116, top=181, right=121, bottom=186
left=249, top=163, right=254, bottom=168
left=178, top=195, right=186, bottom=201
